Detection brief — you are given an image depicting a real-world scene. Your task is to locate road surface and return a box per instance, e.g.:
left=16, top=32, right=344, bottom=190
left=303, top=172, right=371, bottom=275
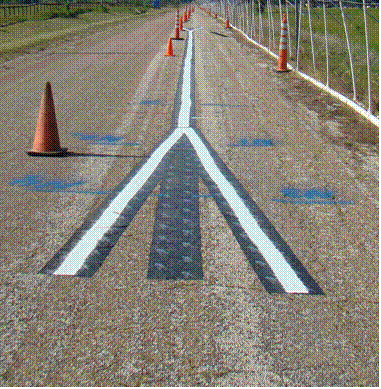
left=0, top=7, right=378, bottom=386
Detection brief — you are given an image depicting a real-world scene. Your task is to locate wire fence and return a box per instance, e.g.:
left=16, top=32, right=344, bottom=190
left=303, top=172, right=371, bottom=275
left=203, top=0, right=379, bottom=120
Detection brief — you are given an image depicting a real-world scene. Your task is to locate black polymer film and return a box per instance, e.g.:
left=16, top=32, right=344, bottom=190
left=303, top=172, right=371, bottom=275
left=39, top=29, right=323, bottom=294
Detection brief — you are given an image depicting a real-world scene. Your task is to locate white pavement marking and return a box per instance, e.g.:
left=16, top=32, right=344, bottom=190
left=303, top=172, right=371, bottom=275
left=53, top=128, right=184, bottom=275
left=183, top=128, right=309, bottom=294
left=177, top=30, right=193, bottom=128
left=52, top=28, right=309, bottom=293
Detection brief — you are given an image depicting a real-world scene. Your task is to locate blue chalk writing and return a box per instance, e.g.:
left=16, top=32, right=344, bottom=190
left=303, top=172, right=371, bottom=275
left=9, top=175, right=108, bottom=194
left=71, top=133, right=140, bottom=146
left=231, top=139, right=274, bottom=147
left=273, top=187, right=352, bottom=204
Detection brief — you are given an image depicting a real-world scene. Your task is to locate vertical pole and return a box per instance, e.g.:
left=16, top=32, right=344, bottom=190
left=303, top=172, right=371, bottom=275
left=362, top=0, right=372, bottom=113
left=268, top=0, right=276, bottom=51
left=323, top=0, right=329, bottom=87
left=296, top=0, right=302, bottom=70
left=286, top=0, right=292, bottom=58
left=267, top=0, right=271, bottom=49
left=258, top=0, right=263, bottom=45
left=339, top=0, right=356, bottom=101
left=250, top=0, right=255, bottom=39
left=307, top=0, right=316, bottom=71
left=245, top=0, right=249, bottom=35
left=295, top=0, right=300, bottom=61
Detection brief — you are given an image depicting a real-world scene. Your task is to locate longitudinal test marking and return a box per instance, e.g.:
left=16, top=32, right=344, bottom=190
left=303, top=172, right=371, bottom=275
left=40, top=29, right=322, bottom=295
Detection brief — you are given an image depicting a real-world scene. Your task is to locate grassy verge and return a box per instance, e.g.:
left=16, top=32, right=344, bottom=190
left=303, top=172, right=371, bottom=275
left=0, top=4, right=153, bottom=61
left=249, top=6, right=379, bottom=116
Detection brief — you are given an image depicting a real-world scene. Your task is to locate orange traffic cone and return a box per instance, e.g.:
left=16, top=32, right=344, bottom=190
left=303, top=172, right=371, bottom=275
left=173, top=8, right=180, bottom=39
left=28, top=82, right=67, bottom=156
left=183, top=11, right=187, bottom=22
left=173, top=26, right=180, bottom=40
left=164, top=37, right=174, bottom=57
left=225, top=18, right=230, bottom=29
left=276, top=14, right=291, bottom=72
left=179, top=16, right=184, bottom=31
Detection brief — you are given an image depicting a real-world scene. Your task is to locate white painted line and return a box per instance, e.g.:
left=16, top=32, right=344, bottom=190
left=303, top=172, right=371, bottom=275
left=53, top=29, right=197, bottom=276
left=53, top=27, right=309, bottom=293
left=177, top=30, right=193, bottom=128
left=53, top=128, right=184, bottom=275
left=183, top=127, right=309, bottom=294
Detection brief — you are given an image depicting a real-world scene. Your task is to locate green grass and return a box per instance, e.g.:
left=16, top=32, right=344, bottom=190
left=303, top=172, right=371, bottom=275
left=0, top=3, right=149, bottom=26
left=255, top=6, right=379, bottom=115
left=0, top=4, right=152, bottom=58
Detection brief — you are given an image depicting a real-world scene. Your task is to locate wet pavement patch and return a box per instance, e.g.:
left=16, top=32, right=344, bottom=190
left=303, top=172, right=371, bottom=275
left=273, top=187, right=352, bottom=204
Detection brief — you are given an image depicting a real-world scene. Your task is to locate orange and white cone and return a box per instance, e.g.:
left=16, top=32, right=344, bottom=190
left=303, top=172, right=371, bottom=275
left=179, top=16, right=184, bottom=31
left=225, top=6, right=231, bottom=29
left=173, top=8, right=180, bottom=39
left=164, top=37, right=174, bottom=57
left=276, top=14, right=290, bottom=72
left=28, top=82, right=67, bottom=156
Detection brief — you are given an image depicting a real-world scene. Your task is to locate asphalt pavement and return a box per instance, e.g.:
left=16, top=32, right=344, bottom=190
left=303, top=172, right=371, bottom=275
left=0, top=7, right=378, bottom=386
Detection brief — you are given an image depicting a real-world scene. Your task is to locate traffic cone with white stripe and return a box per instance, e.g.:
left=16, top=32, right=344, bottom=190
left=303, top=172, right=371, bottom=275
left=179, top=15, right=184, bottom=31
left=276, top=14, right=291, bottom=72
left=225, top=7, right=231, bottom=29
left=173, top=8, right=180, bottom=39
left=28, top=82, right=67, bottom=156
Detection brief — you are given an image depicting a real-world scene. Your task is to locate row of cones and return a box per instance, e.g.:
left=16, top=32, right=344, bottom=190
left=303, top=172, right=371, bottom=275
left=28, top=7, right=196, bottom=155
left=202, top=6, right=289, bottom=72
left=199, top=5, right=230, bottom=29
left=29, top=10, right=289, bottom=156
left=165, top=5, right=195, bottom=57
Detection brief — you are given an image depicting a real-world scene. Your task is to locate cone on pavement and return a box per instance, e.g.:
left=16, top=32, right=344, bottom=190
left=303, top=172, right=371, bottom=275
left=173, top=26, right=180, bottom=40
left=179, top=16, right=184, bottom=31
left=28, top=82, right=67, bottom=156
left=173, top=8, right=181, bottom=39
left=164, top=37, right=174, bottom=57
left=225, top=18, right=230, bottom=29
left=276, top=14, right=291, bottom=72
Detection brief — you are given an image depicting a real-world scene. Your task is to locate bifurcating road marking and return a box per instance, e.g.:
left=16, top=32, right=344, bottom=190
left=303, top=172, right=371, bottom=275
left=40, top=29, right=322, bottom=295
